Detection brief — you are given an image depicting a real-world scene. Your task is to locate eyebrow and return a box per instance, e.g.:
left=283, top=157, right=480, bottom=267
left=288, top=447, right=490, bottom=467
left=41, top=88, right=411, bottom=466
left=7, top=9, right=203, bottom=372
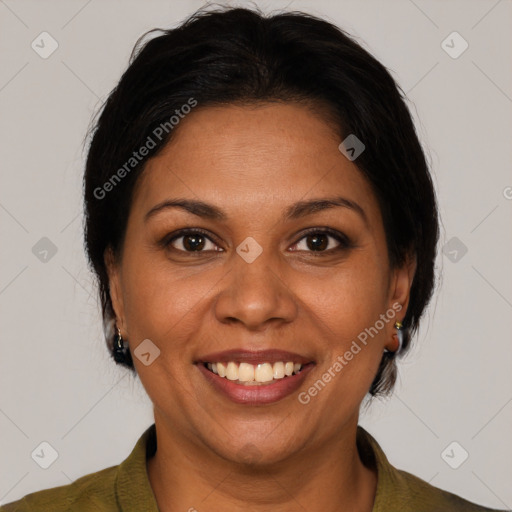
left=144, top=196, right=368, bottom=225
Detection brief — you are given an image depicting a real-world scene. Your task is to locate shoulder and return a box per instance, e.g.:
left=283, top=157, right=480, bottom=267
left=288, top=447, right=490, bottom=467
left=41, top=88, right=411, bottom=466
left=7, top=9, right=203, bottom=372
left=391, top=466, right=506, bottom=512
left=1, top=424, right=158, bottom=512
left=356, top=426, right=507, bottom=512
left=0, top=465, right=118, bottom=512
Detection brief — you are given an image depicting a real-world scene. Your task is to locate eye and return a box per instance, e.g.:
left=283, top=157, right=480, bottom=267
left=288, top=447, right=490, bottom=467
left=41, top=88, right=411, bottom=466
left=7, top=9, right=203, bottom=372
left=165, top=229, right=222, bottom=253
left=289, top=228, right=351, bottom=254
left=161, top=227, right=351, bottom=255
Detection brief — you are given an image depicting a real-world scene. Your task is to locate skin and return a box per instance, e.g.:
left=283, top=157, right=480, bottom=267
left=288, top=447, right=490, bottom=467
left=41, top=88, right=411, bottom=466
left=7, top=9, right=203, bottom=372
left=106, top=102, right=416, bottom=512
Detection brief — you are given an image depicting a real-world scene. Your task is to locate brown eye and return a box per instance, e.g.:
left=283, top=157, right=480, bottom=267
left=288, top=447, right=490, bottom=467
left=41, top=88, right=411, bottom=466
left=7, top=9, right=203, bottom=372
left=165, top=230, right=221, bottom=253
left=180, top=233, right=206, bottom=251
left=290, top=229, right=351, bottom=254
left=304, top=233, right=329, bottom=251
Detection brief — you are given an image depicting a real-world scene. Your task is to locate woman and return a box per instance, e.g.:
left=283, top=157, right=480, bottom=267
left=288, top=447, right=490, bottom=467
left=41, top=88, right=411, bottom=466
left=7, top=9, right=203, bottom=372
left=2, top=6, right=506, bottom=512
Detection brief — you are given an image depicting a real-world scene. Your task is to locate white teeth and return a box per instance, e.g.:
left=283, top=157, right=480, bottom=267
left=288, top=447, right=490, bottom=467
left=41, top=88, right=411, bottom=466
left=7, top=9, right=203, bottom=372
left=217, top=362, right=226, bottom=377
left=238, top=362, right=255, bottom=382
left=273, top=361, right=285, bottom=379
left=205, top=361, right=304, bottom=384
left=225, top=362, right=239, bottom=381
left=255, top=363, right=274, bottom=382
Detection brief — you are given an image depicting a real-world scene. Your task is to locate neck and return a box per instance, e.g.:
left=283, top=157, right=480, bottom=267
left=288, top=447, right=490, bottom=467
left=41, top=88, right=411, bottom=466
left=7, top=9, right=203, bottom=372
left=147, top=414, right=377, bottom=512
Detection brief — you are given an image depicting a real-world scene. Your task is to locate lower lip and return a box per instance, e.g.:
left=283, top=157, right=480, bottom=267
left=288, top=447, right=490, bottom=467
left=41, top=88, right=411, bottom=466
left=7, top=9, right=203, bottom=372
left=197, top=363, right=314, bottom=405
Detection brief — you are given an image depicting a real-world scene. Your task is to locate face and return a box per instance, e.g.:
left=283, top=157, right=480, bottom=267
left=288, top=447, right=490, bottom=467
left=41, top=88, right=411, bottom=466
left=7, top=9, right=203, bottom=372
left=106, top=103, right=415, bottom=464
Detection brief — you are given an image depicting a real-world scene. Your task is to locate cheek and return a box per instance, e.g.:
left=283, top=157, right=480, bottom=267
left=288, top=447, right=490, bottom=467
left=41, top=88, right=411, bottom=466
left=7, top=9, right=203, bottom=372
left=120, top=249, right=218, bottom=351
left=300, top=253, right=389, bottom=343
left=298, top=252, right=390, bottom=406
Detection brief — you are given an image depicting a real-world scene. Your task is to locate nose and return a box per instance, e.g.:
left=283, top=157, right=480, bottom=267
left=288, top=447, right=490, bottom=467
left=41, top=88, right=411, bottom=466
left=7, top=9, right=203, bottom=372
left=213, top=247, right=298, bottom=331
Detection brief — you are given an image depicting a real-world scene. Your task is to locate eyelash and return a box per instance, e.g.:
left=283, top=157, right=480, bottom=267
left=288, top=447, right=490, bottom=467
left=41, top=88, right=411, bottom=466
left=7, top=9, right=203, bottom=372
left=160, top=227, right=352, bottom=256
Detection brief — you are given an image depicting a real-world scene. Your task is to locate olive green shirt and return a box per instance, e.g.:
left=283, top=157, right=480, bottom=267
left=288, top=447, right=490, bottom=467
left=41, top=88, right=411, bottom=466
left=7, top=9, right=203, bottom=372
left=1, top=424, right=506, bottom=511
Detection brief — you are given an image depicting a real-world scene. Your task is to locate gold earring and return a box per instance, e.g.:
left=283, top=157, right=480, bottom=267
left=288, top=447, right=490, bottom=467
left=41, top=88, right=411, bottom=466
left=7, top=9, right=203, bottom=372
left=385, top=321, right=404, bottom=355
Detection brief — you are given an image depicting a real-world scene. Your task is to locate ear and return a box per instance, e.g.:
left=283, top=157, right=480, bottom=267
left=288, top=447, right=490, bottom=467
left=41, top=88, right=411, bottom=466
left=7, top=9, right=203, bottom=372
left=385, top=251, right=417, bottom=347
left=104, top=246, right=126, bottom=334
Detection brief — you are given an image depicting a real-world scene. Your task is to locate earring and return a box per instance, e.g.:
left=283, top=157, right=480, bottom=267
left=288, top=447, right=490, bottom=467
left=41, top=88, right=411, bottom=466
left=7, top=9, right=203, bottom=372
left=394, top=321, right=404, bottom=353
left=385, top=321, right=404, bottom=355
left=113, top=326, right=131, bottom=364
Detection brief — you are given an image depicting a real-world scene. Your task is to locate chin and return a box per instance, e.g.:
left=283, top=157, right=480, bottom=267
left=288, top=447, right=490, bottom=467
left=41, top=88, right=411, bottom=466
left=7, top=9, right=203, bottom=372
left=204, top=429, right=303, bottom=468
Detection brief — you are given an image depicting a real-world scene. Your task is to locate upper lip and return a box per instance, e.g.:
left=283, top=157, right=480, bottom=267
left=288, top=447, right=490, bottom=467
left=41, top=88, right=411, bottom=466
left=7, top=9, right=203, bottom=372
left=195, top=349, right=313, bottom=365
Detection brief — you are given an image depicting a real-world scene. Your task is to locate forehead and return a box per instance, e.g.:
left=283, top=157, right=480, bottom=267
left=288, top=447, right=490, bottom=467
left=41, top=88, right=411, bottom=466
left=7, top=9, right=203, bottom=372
left=132, top=103, right=380, bottom=227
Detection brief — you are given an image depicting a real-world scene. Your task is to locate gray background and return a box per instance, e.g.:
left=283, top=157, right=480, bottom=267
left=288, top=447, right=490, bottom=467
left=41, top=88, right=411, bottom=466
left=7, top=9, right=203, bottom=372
left=0, top=0, right=511, bottom=508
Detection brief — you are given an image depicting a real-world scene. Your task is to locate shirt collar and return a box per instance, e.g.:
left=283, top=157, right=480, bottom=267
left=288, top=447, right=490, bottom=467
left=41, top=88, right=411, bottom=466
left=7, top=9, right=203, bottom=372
left=357, top=425, right=404, bottom=511
left=115, top=423, right=159, bottom=512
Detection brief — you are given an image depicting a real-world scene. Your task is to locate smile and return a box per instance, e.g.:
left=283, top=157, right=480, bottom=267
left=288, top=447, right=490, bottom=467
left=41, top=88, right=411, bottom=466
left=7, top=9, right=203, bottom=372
left=196, top=348, right=314, bottom=404
left=204, top=361, right=303, bottom=385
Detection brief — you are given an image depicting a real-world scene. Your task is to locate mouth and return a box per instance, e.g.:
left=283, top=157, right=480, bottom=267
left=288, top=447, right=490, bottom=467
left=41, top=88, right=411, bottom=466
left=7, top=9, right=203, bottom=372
left=202, top=360, right=307, bottom=386
left=195, top=349, right=315, bottom=404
